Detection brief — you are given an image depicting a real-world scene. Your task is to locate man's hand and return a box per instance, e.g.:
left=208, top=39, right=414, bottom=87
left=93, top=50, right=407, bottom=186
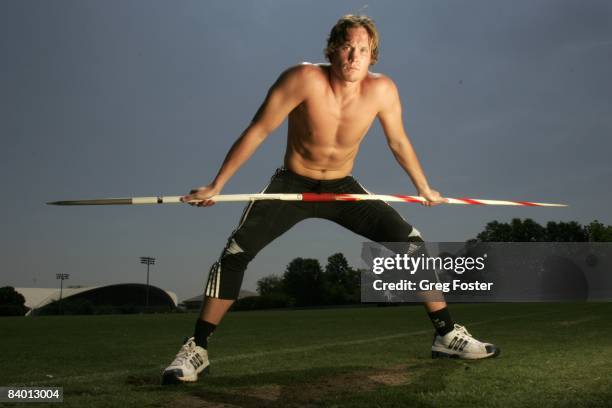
left=181, top=184, right=222, bottom=207
left=418, top=188, right=448, bottom=207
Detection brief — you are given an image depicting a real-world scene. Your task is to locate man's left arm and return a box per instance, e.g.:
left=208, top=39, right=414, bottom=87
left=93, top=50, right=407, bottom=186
left=376, top=77, right=446, bottom=206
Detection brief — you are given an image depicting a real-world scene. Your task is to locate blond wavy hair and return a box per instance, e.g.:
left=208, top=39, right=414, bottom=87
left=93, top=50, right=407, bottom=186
left=325, top=15, right=380, bottom=65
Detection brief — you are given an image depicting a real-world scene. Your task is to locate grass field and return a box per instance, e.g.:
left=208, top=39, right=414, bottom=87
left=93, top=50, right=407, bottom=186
left=1, top=303, right=611, bottom=407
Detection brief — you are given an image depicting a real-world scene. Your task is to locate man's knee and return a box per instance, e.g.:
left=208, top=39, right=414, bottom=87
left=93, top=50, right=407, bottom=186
left=385, top=225, right=423, bottom=243
left=406, top=226, right=423, bottom=242
left=204, top=237, right=259, bottom=300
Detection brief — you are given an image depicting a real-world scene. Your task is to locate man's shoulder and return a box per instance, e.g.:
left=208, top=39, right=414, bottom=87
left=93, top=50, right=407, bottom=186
left=275, top=63, right=328, bottom=91
left=283, top=62, right=328, bottom=80
left=361, top=72, right=399, bottom=106
left=365, top=71, right=397, bottom=92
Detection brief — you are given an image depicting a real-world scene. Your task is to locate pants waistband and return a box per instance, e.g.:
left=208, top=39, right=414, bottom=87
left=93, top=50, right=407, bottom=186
left=275, top=167, right=353, bottom=185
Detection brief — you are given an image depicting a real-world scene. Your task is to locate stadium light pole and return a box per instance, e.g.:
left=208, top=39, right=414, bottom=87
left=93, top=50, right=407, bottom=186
left=55, top=273, right=70, bottom=314
left=140, top=256, right=155, bottom=311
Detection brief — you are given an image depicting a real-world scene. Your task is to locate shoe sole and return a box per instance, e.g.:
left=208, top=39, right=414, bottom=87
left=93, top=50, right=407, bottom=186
left=162, top=365, right=210, bottom=385
left=432, top=347, right=501, bottom=360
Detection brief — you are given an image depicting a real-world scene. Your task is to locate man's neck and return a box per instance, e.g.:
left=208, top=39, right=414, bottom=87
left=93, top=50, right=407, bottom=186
left=327, top=67, right=363, bottom=100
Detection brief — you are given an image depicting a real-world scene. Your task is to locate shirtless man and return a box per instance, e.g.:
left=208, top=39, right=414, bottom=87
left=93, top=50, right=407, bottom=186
left=162, top=15, right=499, bottom=385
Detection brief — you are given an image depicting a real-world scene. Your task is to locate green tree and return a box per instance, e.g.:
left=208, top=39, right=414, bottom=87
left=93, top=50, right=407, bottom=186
left=477, top=218, right=545, bottom=242
left=586, top=220, right=612, bottom=242
left=282, top=258, right=324, bottom=306
left=249, top=274, right=292, bottom=309
left=256, top=275, right=284, bottom=296
left=322, top=253, right=360, bottom=305
left=0, top=286, right=28, bottom=316
left=476, top=219, right=612, bottom=242
left=510, top=218, right=546, bottom=241
left=476, top=220, right=513, bottom=241
left=544, top=221, right=588, bottom=242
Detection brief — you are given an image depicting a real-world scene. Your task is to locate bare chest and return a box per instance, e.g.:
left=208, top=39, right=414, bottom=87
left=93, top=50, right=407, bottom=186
left=290, top=89, right=379, bottom=146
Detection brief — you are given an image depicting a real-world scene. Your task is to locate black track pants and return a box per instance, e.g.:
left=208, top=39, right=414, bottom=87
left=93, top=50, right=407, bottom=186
left=204, top=168, right=423, bottom=299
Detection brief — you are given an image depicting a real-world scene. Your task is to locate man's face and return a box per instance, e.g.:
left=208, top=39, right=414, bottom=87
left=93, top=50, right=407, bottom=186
left=331, top=26, right=372, bottom=83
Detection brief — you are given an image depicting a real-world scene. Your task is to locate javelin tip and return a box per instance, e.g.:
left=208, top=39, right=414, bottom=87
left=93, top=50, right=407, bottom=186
left=46, top=198, right=134, bottom=205
left=47, top=200, right=85, bottom=206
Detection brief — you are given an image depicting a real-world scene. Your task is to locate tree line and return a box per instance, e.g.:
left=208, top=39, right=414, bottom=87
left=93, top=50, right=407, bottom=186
left=3, top=218, right=611, bottom=315
left=235, top=218, right=612, bottom=310
left=233, top=253, right=361, bottom=310
left=472, top=219, right=612, bottom=242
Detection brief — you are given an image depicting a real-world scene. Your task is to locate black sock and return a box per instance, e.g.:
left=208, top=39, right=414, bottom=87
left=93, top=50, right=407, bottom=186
left=427, top=307, right=455, bottom=336
left=193, top=319, right=217, bottom=349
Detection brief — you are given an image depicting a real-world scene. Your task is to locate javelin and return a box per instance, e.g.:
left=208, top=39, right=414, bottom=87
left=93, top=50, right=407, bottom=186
left=47, top=194, right=566, bottom=207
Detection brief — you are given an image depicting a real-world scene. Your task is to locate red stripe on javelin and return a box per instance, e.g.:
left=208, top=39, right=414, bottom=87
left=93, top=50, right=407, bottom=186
left=302, top=193, right=335, bottom=202
left=392, top=195, right=423, bottom=203
left=454, top=198, right=483, bottom=205
left=515, top=201, right=538, bottom=207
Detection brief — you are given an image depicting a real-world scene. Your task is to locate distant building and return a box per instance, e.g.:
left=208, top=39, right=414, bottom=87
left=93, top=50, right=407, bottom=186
left=15, top=284, right=178, bottom=315
left=180, top=290, right=257, bottom=311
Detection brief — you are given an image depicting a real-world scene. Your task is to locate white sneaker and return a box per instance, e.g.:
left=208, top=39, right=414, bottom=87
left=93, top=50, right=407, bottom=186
left=162, top=337, right=209, bottom=385
left=431, top=324, right=500, bottom=360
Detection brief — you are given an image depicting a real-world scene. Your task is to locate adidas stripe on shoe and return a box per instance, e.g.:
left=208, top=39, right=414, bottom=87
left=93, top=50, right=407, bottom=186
left=431, top=324, right=500, bottom=360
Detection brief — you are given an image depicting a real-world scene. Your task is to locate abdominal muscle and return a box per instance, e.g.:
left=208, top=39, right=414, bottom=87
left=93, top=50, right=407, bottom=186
left=283, top=129, right=363, bottom=180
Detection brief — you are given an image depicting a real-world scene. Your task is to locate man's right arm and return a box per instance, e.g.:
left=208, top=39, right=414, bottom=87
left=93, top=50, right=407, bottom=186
left=182, top=65, right=311, bottom=206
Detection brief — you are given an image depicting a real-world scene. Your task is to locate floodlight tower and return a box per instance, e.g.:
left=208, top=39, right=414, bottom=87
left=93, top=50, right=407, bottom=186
left=140, top=256, right=156, bottom=311
left=55, top=273, right=70, bottom=314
